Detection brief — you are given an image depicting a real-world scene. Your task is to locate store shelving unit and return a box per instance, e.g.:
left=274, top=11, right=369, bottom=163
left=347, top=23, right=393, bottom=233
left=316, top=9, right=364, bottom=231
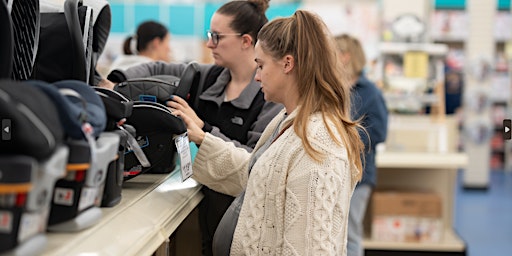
left=506, top=56, right=512, bottom=172
left=490, top=47, right=511, bottom=169
left=378, top=41, right=448, bottom=122
left=431, top=5, right=512, bottom=172
left=364, top=114, right=468, bottom=255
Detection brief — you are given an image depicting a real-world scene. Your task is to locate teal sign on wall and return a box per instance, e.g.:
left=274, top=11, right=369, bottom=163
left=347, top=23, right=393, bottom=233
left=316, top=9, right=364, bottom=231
left=435, top=0, right=510, bottom=9
left=133, top=4, right=160, bottom=29
left=110, top=4, right=125, bottom=33
left=169, top=5, right=196, bottom=36
left=109, top=2, right=302, bottom=36
left=109, top=1, right=509, bottom=35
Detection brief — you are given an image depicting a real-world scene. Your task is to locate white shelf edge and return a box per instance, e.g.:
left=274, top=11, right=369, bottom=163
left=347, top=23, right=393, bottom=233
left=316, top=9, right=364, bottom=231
left=377, top=152, right=468, bottom=169
left=379, top=42, right=449, bottom=55
left=363, top=228, right=466, bottom=252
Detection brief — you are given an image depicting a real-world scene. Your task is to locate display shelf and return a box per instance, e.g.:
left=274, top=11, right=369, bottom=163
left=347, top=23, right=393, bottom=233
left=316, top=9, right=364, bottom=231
left=375, top=151, right=467, bottom=169
left=42, top=170, right=203, bottom=256
left=364, top=114, right=467, bottom=255
left=364, top=228, right=465, bottom=252
left=380, top=42, right=448, bottom=56
left=378, top=42, right=448, bottom=120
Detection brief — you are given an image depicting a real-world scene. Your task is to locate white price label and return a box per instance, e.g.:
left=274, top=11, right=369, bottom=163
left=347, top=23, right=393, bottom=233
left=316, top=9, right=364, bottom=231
left=175, top=133, right=192, bottom=181
left=18, top=212, right=44, bottom=241
left=78, top=187, right=98, bottom=211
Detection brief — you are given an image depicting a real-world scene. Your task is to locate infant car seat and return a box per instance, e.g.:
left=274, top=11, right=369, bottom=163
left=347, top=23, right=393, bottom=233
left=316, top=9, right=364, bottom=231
left=25, top=79, right=119, bottom=232
left=114, top=61, right=200, bottom=177
left=0, top=79, right=68, bottom=256
left=94, top=87, right=149, bottom=206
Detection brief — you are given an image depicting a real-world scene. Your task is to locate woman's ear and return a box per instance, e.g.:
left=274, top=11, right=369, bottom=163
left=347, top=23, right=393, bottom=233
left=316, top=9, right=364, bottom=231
left=283, top=55, right=295, bottom=74
left=241, top=34, right=253, bottom=49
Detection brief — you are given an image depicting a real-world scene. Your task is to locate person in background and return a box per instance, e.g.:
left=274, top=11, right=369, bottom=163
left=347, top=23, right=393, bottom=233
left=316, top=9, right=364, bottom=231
left=334, top=34, right=388, bottom=256
left=172, top=10, right=365, bottom=255
left=107, top=20, right=172, bottom=73
left=101, top=1, right=282, bottom=255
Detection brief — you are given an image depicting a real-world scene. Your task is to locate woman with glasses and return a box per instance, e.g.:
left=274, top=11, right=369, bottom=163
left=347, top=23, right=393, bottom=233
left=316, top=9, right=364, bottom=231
left=173, top=10, right=365, bottom=255
left=103, top=1, right=281, bottom=255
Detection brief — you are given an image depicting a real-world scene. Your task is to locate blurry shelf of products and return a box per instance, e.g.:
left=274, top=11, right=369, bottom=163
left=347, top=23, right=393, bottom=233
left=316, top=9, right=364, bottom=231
left=42, top=171, right=203, bottom=256
left=363, top=114, right=467, bottom=255
left=506, top=58, right=512, bottom=172
left=489, top=54, right=510, bottom=170
left=378, top=42, right=448, bottom=120
left=434, top=21, right=512, bottom=170
left=491, top=102, right=508, bottom=169
left=430, top=10, right=512, bottom=43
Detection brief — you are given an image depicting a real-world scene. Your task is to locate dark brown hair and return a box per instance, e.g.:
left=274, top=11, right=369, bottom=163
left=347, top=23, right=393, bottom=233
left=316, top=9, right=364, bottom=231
left=123, top=21, right=169, bottom=55
left=217, top=0, right=270, bottom=46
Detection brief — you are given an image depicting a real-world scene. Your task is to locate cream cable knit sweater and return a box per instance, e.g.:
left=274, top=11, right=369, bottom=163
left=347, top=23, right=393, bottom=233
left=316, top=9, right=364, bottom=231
left=193, top=109, right=358, bottom=255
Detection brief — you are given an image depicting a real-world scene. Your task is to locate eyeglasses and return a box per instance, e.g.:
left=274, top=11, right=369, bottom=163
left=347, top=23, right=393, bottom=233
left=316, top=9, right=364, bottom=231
left=207, top=30, right=242, bottom=46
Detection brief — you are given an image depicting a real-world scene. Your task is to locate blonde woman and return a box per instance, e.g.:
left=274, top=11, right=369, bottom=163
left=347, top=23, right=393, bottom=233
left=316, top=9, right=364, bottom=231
left=104, top=1, right=282, bottom=255
left=174, top=10, right=364, bottom=255
left=335, top=34, right=388, bottom=256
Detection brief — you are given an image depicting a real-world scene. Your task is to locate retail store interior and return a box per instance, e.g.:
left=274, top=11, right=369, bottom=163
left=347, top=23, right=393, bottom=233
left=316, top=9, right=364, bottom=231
left=1, top=0, right=511, bottom=255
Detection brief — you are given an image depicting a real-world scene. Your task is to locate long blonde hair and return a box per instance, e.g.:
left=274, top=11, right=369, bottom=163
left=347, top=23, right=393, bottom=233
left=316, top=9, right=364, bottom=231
left=257, top=10, right=364, bottom=180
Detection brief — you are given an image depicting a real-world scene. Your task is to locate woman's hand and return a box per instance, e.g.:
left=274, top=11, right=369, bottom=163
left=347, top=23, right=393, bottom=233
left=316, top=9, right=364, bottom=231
left=97, top=78, right=116, bottom=90
left=166, top=95, right=205, bottom=128
left=172, top=109, right=206, bottom=145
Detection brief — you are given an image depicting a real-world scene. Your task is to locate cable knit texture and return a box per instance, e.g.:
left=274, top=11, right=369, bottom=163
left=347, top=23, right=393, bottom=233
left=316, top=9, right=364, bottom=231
left=193, top=109, right=358, bottom=255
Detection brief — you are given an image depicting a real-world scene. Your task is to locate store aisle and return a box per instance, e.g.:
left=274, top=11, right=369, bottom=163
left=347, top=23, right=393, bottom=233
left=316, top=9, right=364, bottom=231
left=454, top=170, right=512, bottom=256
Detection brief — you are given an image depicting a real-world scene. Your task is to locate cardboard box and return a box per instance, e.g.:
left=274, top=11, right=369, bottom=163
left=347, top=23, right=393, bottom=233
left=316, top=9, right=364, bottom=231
left=371, top=190, right=443, bottom=243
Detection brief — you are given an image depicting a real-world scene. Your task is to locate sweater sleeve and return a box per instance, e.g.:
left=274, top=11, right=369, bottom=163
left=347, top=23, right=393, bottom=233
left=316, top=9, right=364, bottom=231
left=192, top=132, right=252, bottom=196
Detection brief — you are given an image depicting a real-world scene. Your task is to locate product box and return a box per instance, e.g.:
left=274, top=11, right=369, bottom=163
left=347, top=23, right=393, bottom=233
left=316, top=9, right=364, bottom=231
left=371, top=190, right=443, bottom=243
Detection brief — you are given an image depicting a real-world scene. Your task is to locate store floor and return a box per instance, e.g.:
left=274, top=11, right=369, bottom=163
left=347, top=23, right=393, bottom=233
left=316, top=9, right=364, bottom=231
left=454, top=170, right=512, bottom=256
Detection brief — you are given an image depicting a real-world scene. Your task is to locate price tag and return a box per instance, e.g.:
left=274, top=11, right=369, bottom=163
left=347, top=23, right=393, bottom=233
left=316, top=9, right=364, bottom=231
left=175, top=133, right=192, bottom=181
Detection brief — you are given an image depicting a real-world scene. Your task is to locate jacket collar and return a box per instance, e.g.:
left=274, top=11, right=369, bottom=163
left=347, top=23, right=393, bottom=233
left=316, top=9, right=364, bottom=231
left=199, top=69, right=261, bottom=109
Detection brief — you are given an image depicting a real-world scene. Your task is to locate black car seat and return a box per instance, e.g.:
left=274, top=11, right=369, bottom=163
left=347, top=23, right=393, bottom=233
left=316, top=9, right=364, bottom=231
left=0, top=79, right=68, bottom=255
left=25, top=79, right=119, bottom=232
left=113, top=61, right=200, bottom=178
